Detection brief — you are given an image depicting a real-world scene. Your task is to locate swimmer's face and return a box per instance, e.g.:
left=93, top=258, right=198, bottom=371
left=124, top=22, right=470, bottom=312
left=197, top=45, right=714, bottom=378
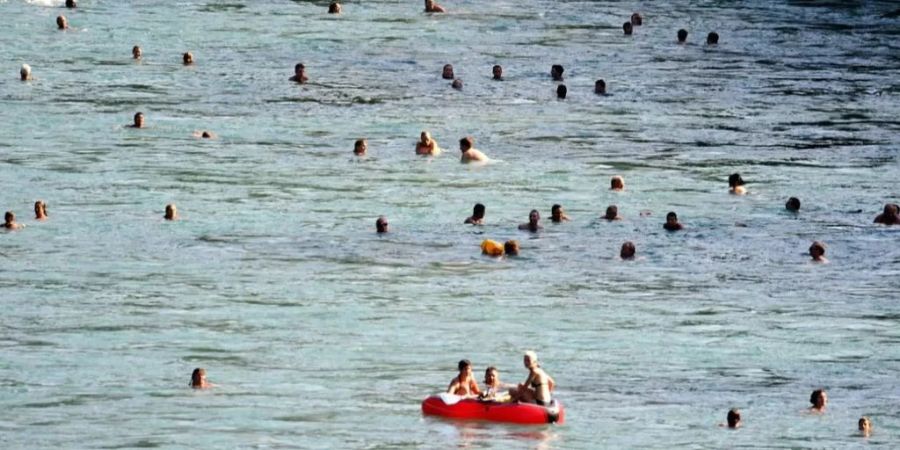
left=493, top=66, right=502, bottom=79
left=529, top=211, right=540, bottom=223
left=134, top=114, right=144, bottom=128
left=666, top=215, right=677, bottom=225
left=57, top=16, right=68, bottom=29
left=356, top=140, right=367, bottom=153
left=421, top=132, right=429, bottom=143
left=133, top=47, right=142, bottom=59
left=183, top=53, right=193, bottom=64
left=442, top=65, right=453, bottom=78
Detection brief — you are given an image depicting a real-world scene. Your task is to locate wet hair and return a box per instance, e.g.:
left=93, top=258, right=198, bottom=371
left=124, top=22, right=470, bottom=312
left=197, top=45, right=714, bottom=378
left=57, top=15, right=67, bottom=29
left=610, top=175, right=625, bottom=190
left=458, top=359, right=471, bottom=371
left=504, top=240, right=519, bottom=256
left=595, top=79, right=606, bottom=94
left=666, top=211, right=678, bottom=221
left=529, top=209, right=540, bottom=220
left=191, top=368, right=205, bottom=386
left=35, top=201, right=47, bottom=218
left=677, top=29, right=688, bottom=43
left=551, top=64, right=564, bottom=79
left=605, top=205, right=618, bottom=219
left=809, top=242, right=826, bottom=258
left=183, top=52, right=193, bottom=64
left=459, top=136, right=473, bottom=151
left=858, top=416, right=871, bottom=431
left=728, top=173, right=745, bottom=187
left=442, top=64, right=454, bottom=79
left=556, top=84, right=567, bottom=99
left=134, top=112, right=144, bottom=125
left=707, top=32, right=719, bottom=45
left=809, top=389, right=825, bottom=406
left=164, top=204, right=177, bottom=220
left=630, top=13, right=642, bottom=26
left=66, top=0, right=76, bottom=7
left=473, top=203, right=485, bottom=218
left=354, top=138, right=366, bottom=153
left=551, top=204, right=562, bottom=214
left=20, top=64, right=31, bottom=81
left=295, top=63, right=305, bottom=72
left=328, top=2, right=341, bottom=13
left=376, top=216, right=388, bottom=233
left=620, top=241, right=636, bottom=259
left=5, top=211, right=14, bottom=222
left=201, top=131, right=212, bottom=138
left=492, top=65, right=502, bottom=79
left=727, top=409, right=741, bottom=428
left=786, top=197, right=801, bottom=211
left=451, top=79, right=463, bottom=90
left=623, top=22, right=633, bottom=35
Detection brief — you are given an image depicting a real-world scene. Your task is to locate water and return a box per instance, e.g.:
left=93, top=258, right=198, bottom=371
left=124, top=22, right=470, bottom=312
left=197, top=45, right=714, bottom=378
left=2, top=0, right=899, bottom=448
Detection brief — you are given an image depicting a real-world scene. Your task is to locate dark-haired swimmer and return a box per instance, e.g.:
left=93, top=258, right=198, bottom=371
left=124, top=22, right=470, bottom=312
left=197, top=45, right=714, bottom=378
left=677, top=29, right=688, bottom=43
left=290, top=63, right=308, bottom=83
left=416, top=131, right=441, bottom=155
left=623, top=22, right=633, bottom=35
left=183, top=52, right=194, bottom=65
left=376, top=216, right=388, bottom=233
left=620, top=241, right=635, bottom=259
left=451, top=79, right=463, bottom=90
left=57, top=15, right=69, bottom=30
left=354, top=138, right=367, bottom=156
left=504, top=240, right=519, bottom=256
left=859, top=417, right=872, bottom=437
left=492, top=65, right=503, bottom=80
left=786, top=197, right=801, bottom=212
left=556, top=84, right=567, bottom=99
left=610, top=175, right=625, bottom=191
left=195, top=130, right=216, bottom=139
left=34, top=201, right=48, bottom=220
left=190, top=368, right=211, bottom=389
left=442, top=64, right=454, bottom=80
left=132, top=45, right=142, bottom=60
left=726, top=409, right=741, bottom=428
left=3, top=211, right=24, bottom=230
left=20, top=64, right=32, bottom=81
left=459, top=136, right=488, bottom=163
left=550, top=64, right=564, bottom=81
left=164, top=204, right=178, bottom=221
left=519, top=210, right=542, bottom=232
left=874, top=203, right=899, bottom=225
left=595, top=79, right=606, bottom=95
left=631, top=13, right=643, bottom=26
left=465, top=203, right=485, bottom=225
left=425, top=0, right=446, bottom=13
left=66, top=0, right=76, bottom=8
left=550, top=204, right=570, bottom=223
left=664, top=212, right=683, bottom=231
left=707, top=32, right=719, bottom=45
left=130, top=112, right=145, bottom=128
left=604, top=205, right=621, bottom=221
left=447, top=359, right=480, bottom=397
left=809, top=241, right=827, bottom=263
left=728, top=173, right=747, bottom=195
left=809, top=389, right=827, bottom=412
left=328, top=2, right=341, bottom=14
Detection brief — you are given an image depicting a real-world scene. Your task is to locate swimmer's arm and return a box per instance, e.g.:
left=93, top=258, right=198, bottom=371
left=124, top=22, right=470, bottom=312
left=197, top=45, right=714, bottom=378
left=547, top=376, right=555, bottom=391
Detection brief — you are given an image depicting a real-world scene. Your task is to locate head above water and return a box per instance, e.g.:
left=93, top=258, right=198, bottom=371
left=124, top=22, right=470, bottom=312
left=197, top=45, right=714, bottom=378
left=529, top=209, right=540, bottom=224
left=551, top=64, right=564, bottom=81
left=20, top=64, right=31, bottom=81
left=133, top=112, right=145, bottom=128
left=132, top=45, right=142, bottom=59
left=707, top=32, right=719, bottom=45
left=677, top=29, right=688, bottom=43
left=34, top=201, right=47, bottom=219
left=605, top=205, right=618, bottom=220
left=295, top=63, right=305, bottom=75
left=183, top=52, right=194, bottom=65
left=328, top=2, right=341, bottom=13
left=5, top=211, right=14, bottom=223
left=595, top=79, right=606, bottom=94
left=57, top=15, right=68, bottom=30
left=809, top=389, right=827, bottom=409
left=191, top=368, right=206, bottom=387
left=728, top=173, right=745, bottom=187
left=459, top=136, right=473, bottom=151
left=164, top=204, right=177, bottom=220
left=451, top=78, right=463, bottom=90
left=492, top=65, right=502, bottom=80
left=666, top=211, right=678, bottom=224
left=610, top=175, right=625, bottom=190
left=809, top=241, right=826, bottom=260
left=66, top=0, right=76, bottom=7
left=859, top=416, right=871, bottom=433
left=354, top=138, right=367, bottom=155
left=376, top=216, right=388, bottom=233
left=504, top=240, right=519, bottom=256
left=442, top=64, right=454, bottom=80
left=631, top=13, right=643, bottom=26
left=786, top=197, right=801, bottom=211
left=473, top=203, right=485, bottom=219
left=727, top=409, right=741, bottom=428
left=620, top=241, right=636, bottom=259
left=623, top=22, right=633, bottom=35
left=556, top=84, right=567, bottom=99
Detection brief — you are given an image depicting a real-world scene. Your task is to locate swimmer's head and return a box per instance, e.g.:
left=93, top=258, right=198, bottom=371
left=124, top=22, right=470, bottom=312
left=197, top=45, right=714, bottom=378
left=420, top=131, right=431, bottom=143
left=354, top=138, right=367, bottom=155
left=164, top=204, right=177, bottom=221
left=529, top=209, right=540, bottom=224
left=859, top=416, right=871, bottom=433
left=610, top=175, right=625, bottom=191
left=442, top=64, right=454, bottom=80
left=132, top=45, right=142, bottom=59
left=504, top=240, right=519, bottom=256
left=191, top=368, right=206, bottom=387
left=623, top=22, right=633, bottom=35
left=883, top=203, right=899, bottom=216
left=728, top=173, right=745, bottom=188
left=20, top=64, right=31, bottom=81
left=57, top=15, right=68, bottom=30
left=66, top=0, right=76, bottom=7
left=5, top=211, right=14, bottom=223
left=523, top=350, right=538, bottom=367
left=451, top=78, right=463, bottom=90
left=294, top=63, right=305, bottom=76
left=458, top=359, right=472, bottom=373
left=328, top=2, right=341, bottom=14
left=631, top=13, right=643, bottom=26
left=376, top=216, right=388, bottom=233
left=707, top=32, right=719, bottom=45
left=459, top=136, right=473, bottom=151
left=620, top=241, right=636, bottom=259
left=201, top=131, right=212, bottom=138
left=595, top=79, right=606, bottom=95
left=550, top=64, right=564, bottom=81
left=666, top=211, right=678, bottom=225
left=492, top=65, right=502, bottom=80
left=556, top=84, right=567, bottom=99
left=605, top=205, right=618, bottom=220
left=786, top=197, right=801, bottom=211
left=727, top=409, right=741, bottom=428
left=809, top=389, right=827, bottom=409
left=677, top=29, right=688, bottom=43
left=473, top=203, right=485, bottom=219
left=34, top=201, right=47, bottom=219
left=133, top=112, right=145, bottom=128
left=551, top=204, right=563, bottom=221
left=183, top=52, right=194, bottom=65
left=809, top=241, right=826, bottom=260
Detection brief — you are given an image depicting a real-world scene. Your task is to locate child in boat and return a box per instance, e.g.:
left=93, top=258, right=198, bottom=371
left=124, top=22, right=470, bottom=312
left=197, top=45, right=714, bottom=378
left=479, top=366, right=512, bottom=402
left=447, top=359, right=481, bottom=398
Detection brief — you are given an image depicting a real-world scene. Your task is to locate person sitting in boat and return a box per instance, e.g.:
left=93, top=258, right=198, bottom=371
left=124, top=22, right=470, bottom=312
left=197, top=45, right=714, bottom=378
left=479, top=366, right=512, bottom=402
left=510, top=351, right=555, bottom=406
left=447, top=359, right=481, bottom=398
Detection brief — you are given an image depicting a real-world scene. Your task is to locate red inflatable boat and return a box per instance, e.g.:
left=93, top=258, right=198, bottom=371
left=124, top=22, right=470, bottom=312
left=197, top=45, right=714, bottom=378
left=421, top=394, right=565, bottom=425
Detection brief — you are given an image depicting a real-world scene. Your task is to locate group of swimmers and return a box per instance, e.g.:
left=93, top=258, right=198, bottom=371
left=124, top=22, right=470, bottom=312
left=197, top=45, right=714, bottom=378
left=447, top=351, right=556, bottom=407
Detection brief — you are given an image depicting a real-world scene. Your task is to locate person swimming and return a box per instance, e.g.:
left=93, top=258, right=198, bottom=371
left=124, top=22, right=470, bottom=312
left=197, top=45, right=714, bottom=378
left=859, top=417, right=872, bottom=436
left=604, top=205, right=621, bottom=221
left=809, top=389, right=827, bottom=412
left=595, top=79, right=606, bottom=95
left=164, top=204, right=178, bottom=221
left=556, top=84, right=567, bottom=99
left=550, top=204, right=570, bottom=223
left=479, top=367, right=512, bottom=402
left=354, top=138, right=368, bottom=156
left=620, top=241, right=636, bottom=259
left=510, top=351, right=555, bottom=406
left=677, top=29, right=688, bottom=43
left=451, top=79, right=463, bottom=90
left=190, top=368, right=211, bottom=389
left=131, top=112, right=145, bottom=128
left=610, top=175, right=625, bottom=191
left=786, top=197, right=801, bottom=212
left=447, top=359, right=480, bottom=397
left=664, top=212, right=684, bottom=231
left=631, top=12, right=643, bottom=26
left=726, top=409, right=741, bottom=428
left=519, top=210, right=542, bottom=232
left=290, top=63, right=308, bottom=83
left=424, top=0, right=446, bottom=13
left=34, top=201, right=47, bottom=220
left=183, top=52, right=194, bottom=65
left=707, top=32, right=719, bottom=45
left=66, top=0, right=76, bottom=7
left=328, top=2, right=342, bottom=14
left=874, top=203, right=899, bottom=225
left=459, top=136, right=488, bottom=163
left=193, top=130, right=216, bottom=139
left=20, top=64, right=32, bottom=81
left=376, top=216, right=388, bottom=233
left=464, top=203, right=485, bottom=225
left=504, top=240, right=519, bottom=256
left=809, top=241, right=827, bottom=263
left=416, top=131, right=441, bottom=156
left=729, top=173, right=747, bottom=195
left=623, top=22, right=633, bottom=35
left=57, top=15, right=69, bottom=30
left=3, top=211, right=24, bottom=230
left=550, top=64, right=564, bottom=81
left=441, top=64, right=454, bottom=80
left=492, top=65, right=503, bottom=81
left=132, top=45, right=142, bottom=60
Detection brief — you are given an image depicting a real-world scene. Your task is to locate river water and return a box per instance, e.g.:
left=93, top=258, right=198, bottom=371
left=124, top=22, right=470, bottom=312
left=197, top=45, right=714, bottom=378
left=1, top=0, right=899, bottom=448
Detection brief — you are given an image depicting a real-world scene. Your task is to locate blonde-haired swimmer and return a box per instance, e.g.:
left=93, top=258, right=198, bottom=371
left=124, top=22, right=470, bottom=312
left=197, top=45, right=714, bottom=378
left=610, top=175, right=625, bottom=191
left=20, top=64, right=32, bottom=81
left=34, top=201, right=47, bottom=220
left=416, top=131, right=441, bottom=156
left=510, top=351, right=555, bottom=406
left=164, top=204, right=178, bottom=221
